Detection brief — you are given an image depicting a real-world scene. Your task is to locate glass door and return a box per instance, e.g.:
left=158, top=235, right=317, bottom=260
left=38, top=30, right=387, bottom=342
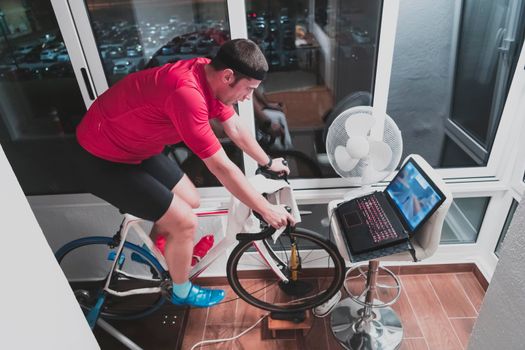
left=445, top=0, right=525, bottom=166
left=66, top=0, right=241, bottom=188
left=0, top=0, right=89, bottom=195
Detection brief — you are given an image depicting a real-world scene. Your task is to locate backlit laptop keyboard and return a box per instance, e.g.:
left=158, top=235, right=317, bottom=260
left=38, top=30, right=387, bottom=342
left=356, top=196, right=398, bottom=243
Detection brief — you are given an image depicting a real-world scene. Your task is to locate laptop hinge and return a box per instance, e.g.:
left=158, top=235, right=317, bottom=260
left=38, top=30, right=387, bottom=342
left=408, top=240, right=418, bottom=262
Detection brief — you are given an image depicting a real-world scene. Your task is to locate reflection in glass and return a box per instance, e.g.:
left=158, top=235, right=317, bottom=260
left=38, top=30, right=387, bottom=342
left=495, top=199, right=518, bottom=257
left=388, top=0, right=525, bottom=168
left=85, top=0, right=241, bottom=188
left=0, top=1, right=85, bottom=194
left=441, top=197, right=490, bottom=244
left=245, top=0, right=380, bottom=179
left=86, top=0, right=230, bottom=85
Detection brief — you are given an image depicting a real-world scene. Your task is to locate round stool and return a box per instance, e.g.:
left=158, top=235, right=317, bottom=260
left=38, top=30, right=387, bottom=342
left=330, top=260, right=403, bottom=350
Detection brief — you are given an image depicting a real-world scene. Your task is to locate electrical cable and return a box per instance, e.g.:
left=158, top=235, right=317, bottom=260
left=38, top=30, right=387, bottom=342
left=190, top=313, right=269, bottom=350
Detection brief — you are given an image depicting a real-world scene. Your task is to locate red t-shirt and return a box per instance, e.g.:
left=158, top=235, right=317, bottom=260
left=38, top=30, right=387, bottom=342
left=77, top=57, right=235, bottom=164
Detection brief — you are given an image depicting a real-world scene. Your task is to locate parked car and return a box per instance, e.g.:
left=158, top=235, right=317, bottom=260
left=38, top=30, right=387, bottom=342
left=15, top=44, right=37, bottom=56
left=160, top=45, right=176, bottom=55
left=126, top=46, right=142, bottom=57
left=43, top=62, right=73, bottom=78
left=56, top=49, right=70, bottom=62
left=40, top=33, right=57, bottom=43
left=196, top=39, right=214, bottom=54
left=179, top=42, right=195, bottom=54
left=40, top=48, right=60, bottom=62
left=112, top=60, right=134, bottom=75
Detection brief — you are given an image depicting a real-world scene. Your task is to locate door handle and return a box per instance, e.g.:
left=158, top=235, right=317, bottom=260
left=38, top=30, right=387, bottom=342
left=80, top=67, right=95, bottom=101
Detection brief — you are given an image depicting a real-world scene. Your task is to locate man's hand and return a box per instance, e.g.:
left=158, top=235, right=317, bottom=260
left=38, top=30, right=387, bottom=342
left=268, top=157, right=290, bottom=175
left=261, top=204, right=296, bottom=229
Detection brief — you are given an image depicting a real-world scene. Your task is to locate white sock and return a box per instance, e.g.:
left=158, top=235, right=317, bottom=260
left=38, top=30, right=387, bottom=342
left=172, top=281, right=192, bottom=298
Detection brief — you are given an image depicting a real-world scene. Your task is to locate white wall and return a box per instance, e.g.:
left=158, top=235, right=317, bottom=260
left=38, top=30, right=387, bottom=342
left=467, top=198, right=525, bottom=350
left=0, top=145, right=98, bottom=349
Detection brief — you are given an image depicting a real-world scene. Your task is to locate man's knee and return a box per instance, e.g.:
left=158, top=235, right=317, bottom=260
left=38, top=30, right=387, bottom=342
left=157, top=201, right=198, bottom=239
left=186, top=192, right=200, bottom=209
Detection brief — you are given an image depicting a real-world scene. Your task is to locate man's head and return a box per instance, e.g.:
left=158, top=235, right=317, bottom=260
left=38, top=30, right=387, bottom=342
left=208, top=39, right=268, bottom=105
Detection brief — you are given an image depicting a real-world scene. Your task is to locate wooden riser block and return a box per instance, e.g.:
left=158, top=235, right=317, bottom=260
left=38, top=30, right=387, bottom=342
left=267, top=311, right=313, bottom=338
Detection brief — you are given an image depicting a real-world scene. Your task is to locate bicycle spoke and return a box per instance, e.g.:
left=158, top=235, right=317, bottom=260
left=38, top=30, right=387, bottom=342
left=227, top=228, right=344, bottom=312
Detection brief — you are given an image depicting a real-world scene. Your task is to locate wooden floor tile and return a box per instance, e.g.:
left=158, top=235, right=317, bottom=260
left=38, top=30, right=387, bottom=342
left=429, top=274, right=477, bottom=318
left=205, top=285, right=237, bottom=325
left=401, top=275, right=463, bottom=350
left=455, top=273, right=485, bottom=313
left=181, top=307, right=208, bottom=350
left=323, top=317, right=344, bottom=349
left=201, top=324, right=237, bottom=349
left=400, top=338, right=429, bottom=350
left=181, top=271, right=485, bottom=350
left=450, top=317, right=476, bottom=349
left=375, top=276, right=424, bottom=339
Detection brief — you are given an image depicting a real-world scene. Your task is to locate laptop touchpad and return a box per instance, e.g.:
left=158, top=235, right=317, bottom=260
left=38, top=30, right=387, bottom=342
left=344, top=212, right=362, bottom=227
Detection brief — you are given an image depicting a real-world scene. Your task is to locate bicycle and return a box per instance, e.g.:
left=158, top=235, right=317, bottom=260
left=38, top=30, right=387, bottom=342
left=55, top=171, right=345, bottom=329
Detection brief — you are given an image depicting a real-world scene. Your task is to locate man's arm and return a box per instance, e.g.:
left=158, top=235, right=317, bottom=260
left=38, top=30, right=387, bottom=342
left=221, top=113, right=288, bottom=173
left=202, top=148, right=294, bottom=228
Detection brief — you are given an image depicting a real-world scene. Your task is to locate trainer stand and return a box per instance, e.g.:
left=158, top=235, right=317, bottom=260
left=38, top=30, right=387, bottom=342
left=96, top=318, right=143, bottom=350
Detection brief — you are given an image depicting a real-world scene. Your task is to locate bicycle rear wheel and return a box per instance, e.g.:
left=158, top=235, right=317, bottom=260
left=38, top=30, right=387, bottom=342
left=227, top=227, right=345, bottom=313
left=55, top=236, right=169, bottom=320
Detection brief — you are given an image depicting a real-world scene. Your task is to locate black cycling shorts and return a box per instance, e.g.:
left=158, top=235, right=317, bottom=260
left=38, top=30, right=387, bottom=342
left=74, top=142, right=184, bottom=222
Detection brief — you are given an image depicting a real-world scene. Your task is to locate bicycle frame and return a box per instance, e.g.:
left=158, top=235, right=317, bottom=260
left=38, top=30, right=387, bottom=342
left=102, top=211, right=289, bottom=298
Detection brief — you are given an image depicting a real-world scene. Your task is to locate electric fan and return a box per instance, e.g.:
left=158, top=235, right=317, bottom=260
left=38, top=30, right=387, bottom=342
left=325, top=105, right=403, bottom=187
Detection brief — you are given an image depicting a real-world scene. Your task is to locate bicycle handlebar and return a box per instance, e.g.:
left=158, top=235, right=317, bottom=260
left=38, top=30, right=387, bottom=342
left=255, top=161, right=289, bottom=183
left=236, top=162, right=292, bottom=242
left=236, top=206, right=292, bottom=241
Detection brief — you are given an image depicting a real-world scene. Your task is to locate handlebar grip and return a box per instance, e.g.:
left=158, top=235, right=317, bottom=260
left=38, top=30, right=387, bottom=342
left=252, top=206, right=291, bottom=226
left=255, top=159, right=289, bottom=183
left=236, top=225, right=277, bottom=241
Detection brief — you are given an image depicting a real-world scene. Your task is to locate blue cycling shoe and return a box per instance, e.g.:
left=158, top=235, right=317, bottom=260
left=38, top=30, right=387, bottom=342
left=171, top=284, right=225, bottom=308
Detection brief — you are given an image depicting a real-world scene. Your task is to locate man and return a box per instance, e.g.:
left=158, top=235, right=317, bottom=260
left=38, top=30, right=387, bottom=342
left=75, top=39, right=295, bottom=308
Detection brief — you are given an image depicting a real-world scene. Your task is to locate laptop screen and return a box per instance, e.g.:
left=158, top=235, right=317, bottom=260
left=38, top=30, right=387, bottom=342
left=385, top=158, right=445, bottom=232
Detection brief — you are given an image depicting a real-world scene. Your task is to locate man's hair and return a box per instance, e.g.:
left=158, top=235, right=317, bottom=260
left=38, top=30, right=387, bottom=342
left=211, top=39, right=268, bottom=81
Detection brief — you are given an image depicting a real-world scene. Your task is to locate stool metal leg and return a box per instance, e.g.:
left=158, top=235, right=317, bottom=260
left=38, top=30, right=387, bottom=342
left=330, top=260, right=403, bottom=350
left=331, top=297, right=403, bottom=350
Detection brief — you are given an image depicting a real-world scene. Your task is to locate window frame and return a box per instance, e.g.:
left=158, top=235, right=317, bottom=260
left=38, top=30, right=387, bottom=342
left=39, top=0, right=525, bottom=281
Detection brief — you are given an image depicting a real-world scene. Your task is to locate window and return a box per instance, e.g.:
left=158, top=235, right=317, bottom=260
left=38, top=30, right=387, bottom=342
left=245, top=0, right=381, bottom=179
left=0, top=0, right=85, bottom=195
left=387, top=0, right=525, bottom=168
left=441, top=197, right=490, bottom=244
left=495, top=199, right=518, bottom=256
left=84, top=0, right=240, bottom=187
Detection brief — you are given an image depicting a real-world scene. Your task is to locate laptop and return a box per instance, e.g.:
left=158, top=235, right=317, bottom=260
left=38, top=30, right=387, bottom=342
left=335, top=157, right=445, bottom=255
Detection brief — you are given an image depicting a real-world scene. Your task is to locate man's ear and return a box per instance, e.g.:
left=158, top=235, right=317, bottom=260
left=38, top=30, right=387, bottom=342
left=222, top=69, right=235, bottom=84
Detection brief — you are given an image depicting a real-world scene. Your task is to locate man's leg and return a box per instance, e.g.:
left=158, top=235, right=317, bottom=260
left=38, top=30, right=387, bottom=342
left=155, top=191, right=196, bottom=283
left=150, top=175, right=199, bottom=246
left=154, top=175, right=224, bottom=307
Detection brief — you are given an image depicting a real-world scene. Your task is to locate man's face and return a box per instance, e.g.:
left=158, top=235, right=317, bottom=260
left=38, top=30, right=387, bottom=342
left=218, top=70, right=261, bottom=105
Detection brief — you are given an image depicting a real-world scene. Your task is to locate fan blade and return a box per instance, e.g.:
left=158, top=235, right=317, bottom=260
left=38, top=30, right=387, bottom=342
left=345, top=113, right=375, bottom=137
left=334, top=145, right=359, bottom=172
left=368, top=141, right=393, bottom=171
left=346, top=136, right=369, bottom=159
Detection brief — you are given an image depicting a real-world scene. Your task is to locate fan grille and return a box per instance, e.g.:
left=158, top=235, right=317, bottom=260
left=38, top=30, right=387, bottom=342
left=326, top=106, right=403, bottom=185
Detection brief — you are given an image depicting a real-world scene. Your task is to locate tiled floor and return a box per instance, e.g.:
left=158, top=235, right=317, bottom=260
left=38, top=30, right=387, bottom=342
left=182, top=271, right=486, bottom=350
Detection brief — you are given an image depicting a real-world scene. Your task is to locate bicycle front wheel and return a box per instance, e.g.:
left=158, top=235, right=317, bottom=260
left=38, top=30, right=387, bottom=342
left=227, top=227, right=345, bottom=312
left=55, top=236, right=169, bottom=320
